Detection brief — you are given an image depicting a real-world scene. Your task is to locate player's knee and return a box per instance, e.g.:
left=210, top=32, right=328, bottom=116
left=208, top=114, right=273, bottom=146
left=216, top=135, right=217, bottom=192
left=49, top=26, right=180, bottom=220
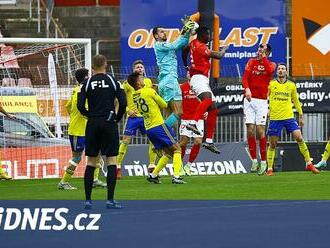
left=246, top=126, right=256, bottom=136
left=173, top=144, right=181, bottom=152
left=121, top=136, right=131, bottom=144
left=269, top=141, right=277, bottom=149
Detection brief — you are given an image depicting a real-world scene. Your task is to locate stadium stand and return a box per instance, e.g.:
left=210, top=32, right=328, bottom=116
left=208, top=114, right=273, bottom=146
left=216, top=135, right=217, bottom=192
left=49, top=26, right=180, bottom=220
left=17, top=77, right=32, bottom=87
left=2, top=77, right=16, bottom=87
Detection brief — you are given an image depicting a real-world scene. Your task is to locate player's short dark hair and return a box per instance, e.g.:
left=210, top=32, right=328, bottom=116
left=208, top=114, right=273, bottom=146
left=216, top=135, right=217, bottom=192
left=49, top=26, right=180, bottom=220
left=133, top=59, right=144, bottom=67
left=197, top=26, right=210, bottom=39
left=277, top=63, right=287, bottom=69
left=75, top=68, right=89, bottom=84
left=92, top=54, right=107, bottom=70
left=152, top=26, right=161, bottom=38
left=127, top=71, right=140, bottom=89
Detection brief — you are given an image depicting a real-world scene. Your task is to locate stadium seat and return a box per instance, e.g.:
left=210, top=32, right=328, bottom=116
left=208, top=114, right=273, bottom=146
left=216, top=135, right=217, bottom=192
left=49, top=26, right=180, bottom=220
left=1, top=77, right=16, bottom=87
left=17, top=78, right=32, bottom=87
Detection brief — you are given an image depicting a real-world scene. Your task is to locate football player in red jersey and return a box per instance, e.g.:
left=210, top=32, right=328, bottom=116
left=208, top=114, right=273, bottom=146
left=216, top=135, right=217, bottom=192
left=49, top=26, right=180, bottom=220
left=242, top=43, right=276, bottom=174
left=179, top=81, right=204, bottom=176
left=182, top=26, right=229, bottom=154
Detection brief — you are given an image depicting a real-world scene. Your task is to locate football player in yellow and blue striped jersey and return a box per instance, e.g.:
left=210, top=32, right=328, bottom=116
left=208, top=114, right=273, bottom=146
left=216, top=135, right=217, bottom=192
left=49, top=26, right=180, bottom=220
left=58, top=68, right=106, bottom=189
left=127, top=72, right=185, bottom=184
left=265, top=63, right=319, bottom=176
left=116, top=60, right=157, bottom=178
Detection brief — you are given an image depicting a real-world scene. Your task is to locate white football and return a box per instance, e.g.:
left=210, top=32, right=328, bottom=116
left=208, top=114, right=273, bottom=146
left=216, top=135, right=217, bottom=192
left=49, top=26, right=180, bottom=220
left=192, top=22, right=199, bottom=31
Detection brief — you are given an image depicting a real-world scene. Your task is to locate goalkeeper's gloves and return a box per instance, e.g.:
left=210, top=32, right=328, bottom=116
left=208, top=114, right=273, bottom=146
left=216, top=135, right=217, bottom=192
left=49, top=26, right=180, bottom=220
left=181, top=20, right=195, bottom=35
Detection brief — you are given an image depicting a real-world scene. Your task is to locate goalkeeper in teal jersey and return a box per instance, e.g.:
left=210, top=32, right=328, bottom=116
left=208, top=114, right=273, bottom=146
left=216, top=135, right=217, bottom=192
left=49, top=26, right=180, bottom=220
left=152, top=19, right=195, bottom=128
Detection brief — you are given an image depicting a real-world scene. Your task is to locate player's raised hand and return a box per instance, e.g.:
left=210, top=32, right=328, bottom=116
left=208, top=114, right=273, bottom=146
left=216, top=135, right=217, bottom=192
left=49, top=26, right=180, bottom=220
left=181, top=21, right=195, bottom=35
left=220, top=45, right=230, bottom=52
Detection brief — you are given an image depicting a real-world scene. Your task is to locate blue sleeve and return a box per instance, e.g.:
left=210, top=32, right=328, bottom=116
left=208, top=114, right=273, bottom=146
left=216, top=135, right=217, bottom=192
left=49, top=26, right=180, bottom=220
left=155, top=35, right=189, bottom=52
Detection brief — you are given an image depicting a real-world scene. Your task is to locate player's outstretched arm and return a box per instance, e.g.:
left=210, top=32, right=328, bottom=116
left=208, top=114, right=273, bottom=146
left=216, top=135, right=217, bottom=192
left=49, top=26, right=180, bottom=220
left=156, top=35, right=189, bottom=52
left=210, top=45, right=229, bottom=59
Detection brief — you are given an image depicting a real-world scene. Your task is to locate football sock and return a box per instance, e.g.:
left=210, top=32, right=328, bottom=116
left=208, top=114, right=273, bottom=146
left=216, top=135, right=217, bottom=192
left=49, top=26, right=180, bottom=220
left=267, top=148, right=275, bottom=170
left=259, top=136, right=267, bottom=161
left=165, top=113, right=180, bottom=127
left=173, top=150, right=182, bottom=177
left=206, top=108, right=217, bottom=140
left=194, top=98, right=212, bottom=121
left=189, top=144, right=200, bottom=163
left=84, top=165, right=95, bottom=201
left=247, top=136, right=257, bottom=160
left=322, top=141, right=330, bottom=161
left=107, top=165, right=117, bottom=201
left=117, top=141, right=129, bottom=168
left=61, top=162, right=76, bottom=183
left=297, top=140, right=311, bottom=163
left=152, top=155, right=170, bottom=176
left=93, top=167, right=100, bottom=181
left=148, top=143, right=157, bottom=165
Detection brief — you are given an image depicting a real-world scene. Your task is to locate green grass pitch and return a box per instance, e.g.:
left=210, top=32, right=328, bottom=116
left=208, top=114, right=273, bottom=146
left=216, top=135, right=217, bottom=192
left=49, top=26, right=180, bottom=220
left=1, top=171, right=330, bottom=200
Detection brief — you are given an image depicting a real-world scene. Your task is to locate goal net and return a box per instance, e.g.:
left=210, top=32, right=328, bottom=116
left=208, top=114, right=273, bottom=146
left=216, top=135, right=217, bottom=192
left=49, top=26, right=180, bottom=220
left=0, top=38, right=91, bottom=179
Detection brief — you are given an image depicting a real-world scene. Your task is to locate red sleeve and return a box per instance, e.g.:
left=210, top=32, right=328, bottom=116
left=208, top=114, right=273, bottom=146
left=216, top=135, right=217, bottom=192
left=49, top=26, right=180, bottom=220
left=262, top=57, right=276, bottom=75
left=242, top=59, right=252, bottom=89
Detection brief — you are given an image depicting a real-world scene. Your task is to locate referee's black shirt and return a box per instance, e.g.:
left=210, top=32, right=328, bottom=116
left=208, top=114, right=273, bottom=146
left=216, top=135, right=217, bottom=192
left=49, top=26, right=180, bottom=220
left=77, top=73, right=127, bottom=122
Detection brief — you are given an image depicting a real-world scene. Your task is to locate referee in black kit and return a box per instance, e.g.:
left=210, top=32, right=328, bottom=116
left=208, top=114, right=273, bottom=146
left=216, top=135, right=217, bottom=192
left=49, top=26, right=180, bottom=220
left=78, top=54, right=127, bottom=209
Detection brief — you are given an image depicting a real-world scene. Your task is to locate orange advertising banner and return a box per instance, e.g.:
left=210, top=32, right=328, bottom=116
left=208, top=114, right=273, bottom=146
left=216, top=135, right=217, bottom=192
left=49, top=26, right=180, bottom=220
left=292, top=0, right=330, bottom=76
left=0, top=146, right=86, bottom=179
left=37, top=99, right=69, bottom=117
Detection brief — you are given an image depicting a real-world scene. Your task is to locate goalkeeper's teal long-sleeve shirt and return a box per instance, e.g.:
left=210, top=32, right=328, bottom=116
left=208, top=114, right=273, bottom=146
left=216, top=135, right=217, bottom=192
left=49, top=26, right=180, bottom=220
left=154, top=34, right=189, bottom=84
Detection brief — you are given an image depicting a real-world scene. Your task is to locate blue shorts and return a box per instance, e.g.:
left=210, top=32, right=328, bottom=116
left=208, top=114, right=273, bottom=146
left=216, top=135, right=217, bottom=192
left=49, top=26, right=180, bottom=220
left=267, top=119, right=300, bottom=137
left=158, top=75, right=182, bottom=103
left=146, top=124, right=177, bottom=150
left=69, top=135, right=85, bottom=152
left=123, top=116, right=146, bottom=136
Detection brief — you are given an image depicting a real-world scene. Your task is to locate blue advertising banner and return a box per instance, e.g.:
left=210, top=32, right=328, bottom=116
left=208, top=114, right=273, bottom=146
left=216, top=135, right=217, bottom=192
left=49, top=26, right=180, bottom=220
left=112, top=143, right=251, bottom=176
left=120, top=0, right=286, bottom=77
